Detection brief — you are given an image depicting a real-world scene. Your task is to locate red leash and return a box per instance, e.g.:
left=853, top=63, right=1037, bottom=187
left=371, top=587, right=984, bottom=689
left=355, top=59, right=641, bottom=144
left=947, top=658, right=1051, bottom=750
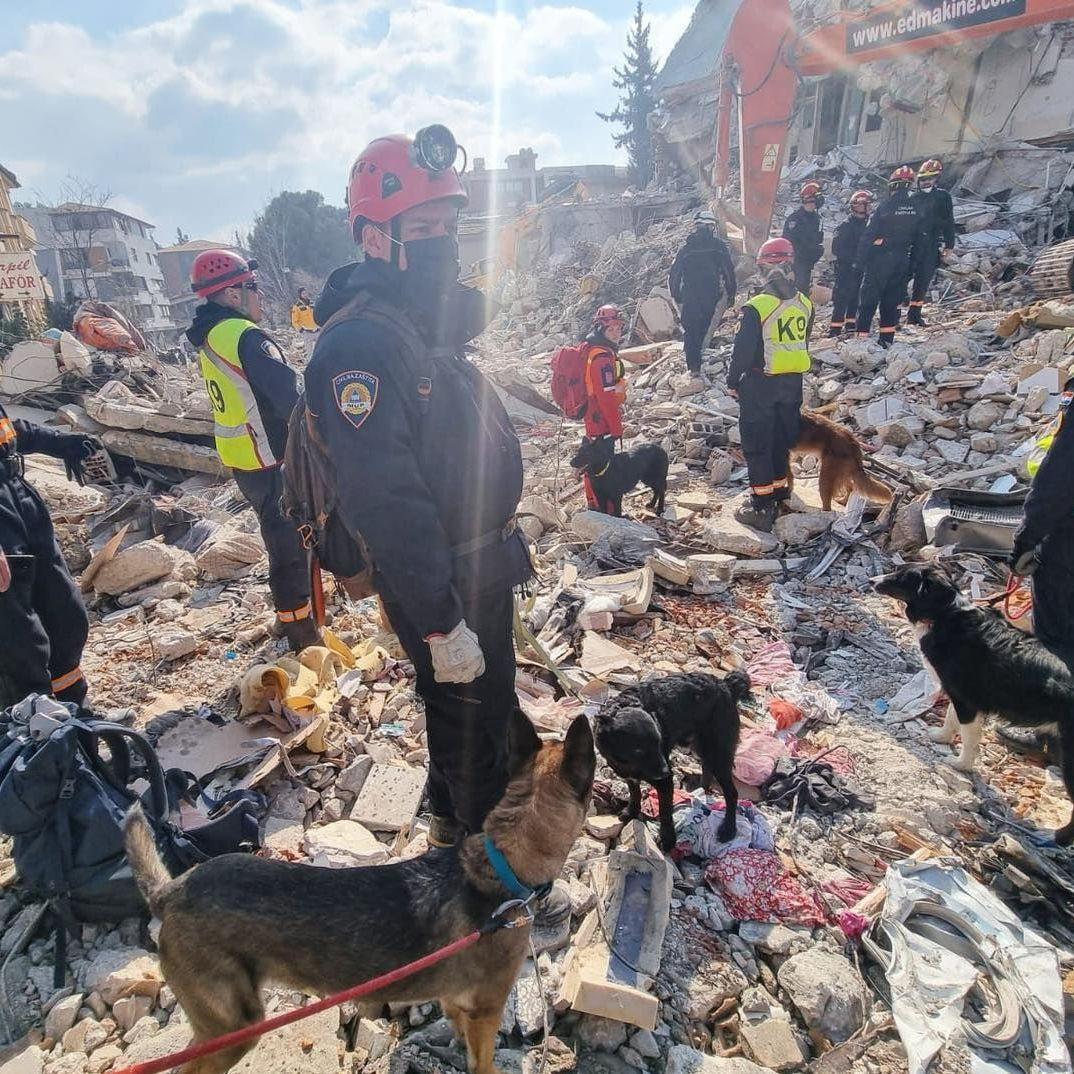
left=1003, top=572, right=1032, bottom=622
left=112, top=927, right=491, bottom=1074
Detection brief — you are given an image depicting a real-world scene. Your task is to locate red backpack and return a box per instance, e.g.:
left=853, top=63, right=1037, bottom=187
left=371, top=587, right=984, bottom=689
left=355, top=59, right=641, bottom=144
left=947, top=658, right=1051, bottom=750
left=550, top=344, right=590, bottom=418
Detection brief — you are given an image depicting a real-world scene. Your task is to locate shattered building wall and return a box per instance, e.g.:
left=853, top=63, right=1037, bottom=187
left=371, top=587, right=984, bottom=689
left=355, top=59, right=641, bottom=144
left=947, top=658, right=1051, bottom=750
left=789, top=22, right=1074, bottom=167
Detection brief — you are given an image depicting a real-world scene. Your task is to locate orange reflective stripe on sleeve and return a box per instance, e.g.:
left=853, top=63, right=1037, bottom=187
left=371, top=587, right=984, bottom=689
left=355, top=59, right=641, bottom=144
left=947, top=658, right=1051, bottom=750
left=909, top=300, right=924, bottom=307
left=51, top=667, right=85, bottom=693
left=0, top=418, right=15, bottom=447
left=771, top=477, right=789, bottom=489
left=751, top=483, right=775, bottom=495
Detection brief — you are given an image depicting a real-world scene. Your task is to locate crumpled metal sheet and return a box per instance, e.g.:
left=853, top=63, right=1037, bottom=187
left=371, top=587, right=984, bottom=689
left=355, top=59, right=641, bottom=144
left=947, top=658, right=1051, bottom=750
left=871, top=860, right=1071, bottom=1074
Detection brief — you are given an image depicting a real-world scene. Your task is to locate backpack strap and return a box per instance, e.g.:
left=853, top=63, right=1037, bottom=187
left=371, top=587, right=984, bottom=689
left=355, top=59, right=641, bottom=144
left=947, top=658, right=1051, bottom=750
left=85, top=723, right=170, bottom=821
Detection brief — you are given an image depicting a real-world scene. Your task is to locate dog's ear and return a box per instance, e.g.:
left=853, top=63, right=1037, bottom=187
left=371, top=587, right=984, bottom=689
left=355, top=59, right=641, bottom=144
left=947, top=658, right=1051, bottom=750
left=507, top=708, right=541, bottom=776
left=560, top=716, right=596, bottom=801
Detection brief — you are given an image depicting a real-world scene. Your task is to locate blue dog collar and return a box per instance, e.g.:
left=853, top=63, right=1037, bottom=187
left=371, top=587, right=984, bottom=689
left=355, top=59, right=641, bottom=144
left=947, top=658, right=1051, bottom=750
left=484, top=834, right=550, bottom=902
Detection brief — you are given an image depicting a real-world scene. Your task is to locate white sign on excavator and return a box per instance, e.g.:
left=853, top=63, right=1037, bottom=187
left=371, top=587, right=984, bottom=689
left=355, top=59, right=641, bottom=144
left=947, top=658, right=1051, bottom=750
left=761, top=144, right=780, bottom=172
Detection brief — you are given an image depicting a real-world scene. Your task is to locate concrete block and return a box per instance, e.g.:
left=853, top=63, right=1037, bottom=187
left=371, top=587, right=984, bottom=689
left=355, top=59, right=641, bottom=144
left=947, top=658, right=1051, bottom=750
left=349, top=763, right=426, bottom=832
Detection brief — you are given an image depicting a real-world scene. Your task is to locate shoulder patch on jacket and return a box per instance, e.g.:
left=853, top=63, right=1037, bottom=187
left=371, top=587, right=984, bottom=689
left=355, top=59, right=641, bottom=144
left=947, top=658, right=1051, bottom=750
left=333, top=370, right=379, bottom=430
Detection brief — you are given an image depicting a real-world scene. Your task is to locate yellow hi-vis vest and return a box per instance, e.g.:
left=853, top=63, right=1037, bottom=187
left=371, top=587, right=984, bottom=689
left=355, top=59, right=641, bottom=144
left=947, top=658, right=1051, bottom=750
left=745, top=292, right=814, bottom=375
left=1028, top=411, right=1067, bottom=478
left=198, top=317, right=277, bottom=471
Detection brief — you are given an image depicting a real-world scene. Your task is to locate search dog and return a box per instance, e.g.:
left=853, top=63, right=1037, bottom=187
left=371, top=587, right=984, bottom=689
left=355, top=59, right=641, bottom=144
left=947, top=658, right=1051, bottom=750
left=124, top=711, right=595, bottom=1074
left=874, top=563, right=1073, bottom=845
left=571, top=436, right=668, bottom=517
left=794, top=411, right=892, bottom=511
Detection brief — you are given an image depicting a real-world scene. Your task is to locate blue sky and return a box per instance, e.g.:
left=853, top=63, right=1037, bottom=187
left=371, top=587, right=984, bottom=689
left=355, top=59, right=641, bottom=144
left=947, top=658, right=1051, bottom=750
left=2, top=1, right=694, bottom=245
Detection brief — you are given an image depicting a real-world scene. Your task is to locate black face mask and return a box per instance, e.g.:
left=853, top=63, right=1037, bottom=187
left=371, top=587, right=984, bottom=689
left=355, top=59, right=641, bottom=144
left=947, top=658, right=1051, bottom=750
left=400, top=235, right=460, bottom=311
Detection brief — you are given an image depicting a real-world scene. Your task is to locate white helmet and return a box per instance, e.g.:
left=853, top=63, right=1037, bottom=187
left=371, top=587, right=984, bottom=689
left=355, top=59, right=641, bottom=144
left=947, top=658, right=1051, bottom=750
left=694, top=210, right=717, bottom=226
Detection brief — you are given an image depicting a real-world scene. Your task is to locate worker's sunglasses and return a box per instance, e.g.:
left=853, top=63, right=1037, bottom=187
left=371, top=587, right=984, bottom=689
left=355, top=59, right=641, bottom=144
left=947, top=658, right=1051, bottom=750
left=241, top=281, right=258, bottom=292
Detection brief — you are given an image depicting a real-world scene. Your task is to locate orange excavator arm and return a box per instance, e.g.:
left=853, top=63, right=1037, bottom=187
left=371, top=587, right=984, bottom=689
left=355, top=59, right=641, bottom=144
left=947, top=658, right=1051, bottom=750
left=718, top=0, right=1074, bottom=254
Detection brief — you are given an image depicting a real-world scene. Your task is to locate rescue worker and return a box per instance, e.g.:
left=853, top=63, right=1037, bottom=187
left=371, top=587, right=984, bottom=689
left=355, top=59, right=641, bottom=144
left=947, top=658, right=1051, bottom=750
left=291, top=287, right=318, bottom=332
left=855, top=166, right=924, bottom=348
left=0, top=402, right=97, bottom=709
left=727, top=238, right=814, bottom=533
left=304, top=125, right=539, bottom=863
left=580, top=304, right=628, bottom=511
left=782, top=183, right=824, bottom=295
left=907, top=159, right=956, bottom=326
left=187, top=251, right=319, bottom=651
left=669, top=210, right=737, bottom=377
left=829, top=190, right=872, bottom=337
left=1006, top=377, right=1074, bottom=756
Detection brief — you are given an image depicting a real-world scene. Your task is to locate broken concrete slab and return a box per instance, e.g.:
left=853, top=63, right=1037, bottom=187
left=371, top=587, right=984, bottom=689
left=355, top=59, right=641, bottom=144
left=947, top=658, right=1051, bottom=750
left=80, top=947, right=162, bottom=1006
left=349, top=764, right=426, bottom=832
left=647, top=549, right=690, bottom=586
left=700, top=511, right=779, bottom=558
left=580, top=633, right=643, bottom=678
left=304, top=820, right=389, bottom=867
left=773, top=511, right=835, bottom=545
left=559, top=822, right=672, bottom=1031
left=776, top=947, right=867, bottom=1044
left=666, top=1047, right=776, bottom=1074
left=576, top=566, right=654, bottom=616
left=230, top=1006, right=340, bottom=1073
left=570, top=512, right=659, bottom=545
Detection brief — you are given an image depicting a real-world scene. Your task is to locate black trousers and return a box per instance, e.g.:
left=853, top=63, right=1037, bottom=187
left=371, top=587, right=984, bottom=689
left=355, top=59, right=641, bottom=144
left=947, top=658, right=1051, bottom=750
left=380, top=584, right=520, bottom=833
left=1032, top=529, right=1074, bottom=661
left=738, top=373, right=803, bottom=506
left=681, top=291, right=719, bottom=374
left=830, top=261, right=863, bottom=330
left=910, top=244, right=942, bottom=306
left=857, top=252, right=910, bottom=341
left=792, top=259, right=815, bottom=296
left=0, top=478, right=89, bottom=709
left=233, top=467, right=310, bottom=615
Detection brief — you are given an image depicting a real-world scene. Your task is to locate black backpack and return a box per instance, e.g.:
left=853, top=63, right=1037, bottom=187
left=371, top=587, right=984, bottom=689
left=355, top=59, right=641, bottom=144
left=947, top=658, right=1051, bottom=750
left=0, top=696, right=263, bottom=980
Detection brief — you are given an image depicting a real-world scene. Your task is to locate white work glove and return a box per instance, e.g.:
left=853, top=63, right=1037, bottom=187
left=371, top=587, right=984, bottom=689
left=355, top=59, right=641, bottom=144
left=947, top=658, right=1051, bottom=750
left=427, top=620, right=486, bottom=684
left=0, top=550, right=9, bottom=593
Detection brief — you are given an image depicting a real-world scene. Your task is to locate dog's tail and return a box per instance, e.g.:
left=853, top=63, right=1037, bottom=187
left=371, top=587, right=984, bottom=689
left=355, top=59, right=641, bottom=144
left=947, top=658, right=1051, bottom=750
left=725, top=669, right=752, bottom=702
left=852, top=469, right=893, bottom=505
left=123, top=804, right=175, bottom=917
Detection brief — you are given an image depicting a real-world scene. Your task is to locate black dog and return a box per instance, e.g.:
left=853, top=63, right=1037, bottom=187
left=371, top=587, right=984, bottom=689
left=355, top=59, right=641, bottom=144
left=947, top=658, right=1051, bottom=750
left=874, top=564, right=1074, bottom=845
left=594, top=670, right=752, bottom=851
left=571, top=436, right=668, bottom=517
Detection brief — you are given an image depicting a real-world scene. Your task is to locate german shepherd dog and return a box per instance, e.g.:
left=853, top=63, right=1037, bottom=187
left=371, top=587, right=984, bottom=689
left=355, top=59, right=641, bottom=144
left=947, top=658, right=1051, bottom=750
left=793, top=411, right=892, bottom=511
left=124, top=711, right=595, bottom=1074
left=874, top=564, right=1074, bottom=845
left=571, top=436, right=669, bottom=517
left=594, top=670, right=752, bottom=852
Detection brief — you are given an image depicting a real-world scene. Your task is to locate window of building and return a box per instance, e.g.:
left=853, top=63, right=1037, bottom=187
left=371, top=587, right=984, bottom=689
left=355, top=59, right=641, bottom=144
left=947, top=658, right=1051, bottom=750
left=132, top=249, right=139, bottom=262
left=864, top=91, right=883, bottom=134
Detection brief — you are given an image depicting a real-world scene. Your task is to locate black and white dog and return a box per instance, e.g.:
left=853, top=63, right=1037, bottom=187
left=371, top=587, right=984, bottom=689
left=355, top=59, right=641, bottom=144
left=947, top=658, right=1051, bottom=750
left=874, top=564, right=1074, bottom=845
left=571, top=436, right=668, bottom=518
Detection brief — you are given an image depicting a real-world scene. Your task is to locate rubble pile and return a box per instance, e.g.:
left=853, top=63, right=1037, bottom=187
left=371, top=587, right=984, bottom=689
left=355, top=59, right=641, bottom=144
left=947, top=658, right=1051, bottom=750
left=4, top=187, right=1074, bottom=1074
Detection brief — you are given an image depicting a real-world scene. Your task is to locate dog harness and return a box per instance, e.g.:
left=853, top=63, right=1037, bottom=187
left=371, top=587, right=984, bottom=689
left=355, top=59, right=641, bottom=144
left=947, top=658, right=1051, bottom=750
left=484, top=835, right=552, bottom=901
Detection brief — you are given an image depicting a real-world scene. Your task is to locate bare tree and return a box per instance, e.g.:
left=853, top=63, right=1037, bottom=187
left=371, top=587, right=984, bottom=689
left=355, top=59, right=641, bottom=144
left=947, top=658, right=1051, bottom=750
left=49, top=176, right=115, bottom=302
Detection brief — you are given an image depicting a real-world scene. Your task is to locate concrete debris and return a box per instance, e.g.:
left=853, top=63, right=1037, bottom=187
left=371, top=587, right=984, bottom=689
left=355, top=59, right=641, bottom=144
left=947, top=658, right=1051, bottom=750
left=5, top=101, right=1074, bottom=1074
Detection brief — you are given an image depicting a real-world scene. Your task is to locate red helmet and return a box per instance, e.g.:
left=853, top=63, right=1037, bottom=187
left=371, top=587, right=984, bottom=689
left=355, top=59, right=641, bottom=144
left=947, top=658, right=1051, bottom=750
left=849, top=190, right=873, bottom=210
left=190, top=250, right=256, bottom=298
left=889, top=165, right=916, bottom=188
left=757, top=237, right=794, bottom=265
left=800, top=182, right=822, bottom=201
left=594, top=304, right=625, bottom=329
left=347, top=125, right=468, bottom=239
left=918, top=158, right=943, bottom=179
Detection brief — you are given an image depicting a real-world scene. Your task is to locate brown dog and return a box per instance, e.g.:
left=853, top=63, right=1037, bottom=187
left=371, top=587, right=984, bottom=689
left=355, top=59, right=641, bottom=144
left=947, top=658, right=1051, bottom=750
left=793, top=410, right=892, bottom=511
left=124, top=711, right=595, bottom=1074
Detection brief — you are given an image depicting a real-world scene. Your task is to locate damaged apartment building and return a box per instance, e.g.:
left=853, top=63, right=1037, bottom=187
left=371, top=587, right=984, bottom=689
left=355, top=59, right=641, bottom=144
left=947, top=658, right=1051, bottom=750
left=652, top=0, right=1074, bottom=239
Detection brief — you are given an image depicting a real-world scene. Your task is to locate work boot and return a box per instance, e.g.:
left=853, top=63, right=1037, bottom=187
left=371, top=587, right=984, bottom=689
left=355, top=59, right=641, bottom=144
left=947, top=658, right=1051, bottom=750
left=828, top=325, right=842, bottom=338
left=427, top=814, right=463, bottom=848
left=877, top=336, right=894, bottom=350
left=281, top=617, right=322, bottom=652
left=734, top=501, right=777, bottom=533
left=907, top=308, right=925, bottom=327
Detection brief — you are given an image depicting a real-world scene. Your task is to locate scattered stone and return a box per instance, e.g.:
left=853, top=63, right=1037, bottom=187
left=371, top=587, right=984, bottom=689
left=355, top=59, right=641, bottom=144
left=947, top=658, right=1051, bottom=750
left=157, top=629, right=198, bottom=661
left=666, top=1046, right=776, bottom=1074
left=577, top=1014, right=629, bottom=1052
left=44, top=994, right=84, bottom=1042
left=303, top=820, right=389, bottom=867
left=123, top=1015, right=161, bottom=1045
left=112, top=993, right=154, bottom=1032
left=737, top=923, right=810, bottom=957
left=700, top=513, right=778, bottom=557
left=772, top=511, right=834, bottom=545
left=0, top=1049, right=44, bottom=1074
left=630, top=1029, right=661, bottom=1060
left=776, top=948, right=867, bottom=1043
left=740, top=1019, right=807, bottom=1072
left=81, top=948, right=162, bottom=1006
left=586, top=815, right=625, bottom=841
left=86, top=1046, right=122, bottom=1074
left=967, top=400, right=1003, bottom=430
